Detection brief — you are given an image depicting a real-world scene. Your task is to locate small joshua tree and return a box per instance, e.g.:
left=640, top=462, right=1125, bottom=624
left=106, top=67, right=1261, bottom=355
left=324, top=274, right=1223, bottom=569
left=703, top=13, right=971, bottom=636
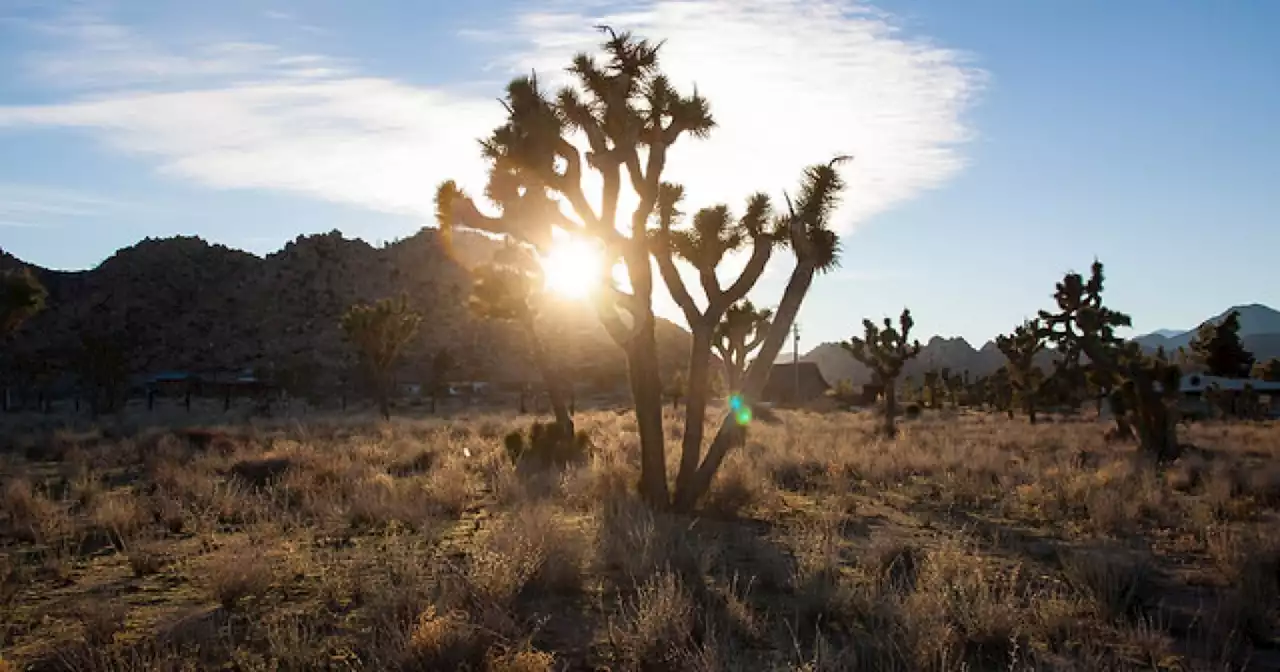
left=842, top=309, right=922, bottom=437
left=463, top=244, right=575, bottom=435
left=1039, top=260, right=1181, bottom=461
left=996, top=319, right=1051, bottom=424
left=713, top=300, right=773, bottom=396
left=340, top=294, right=421, bottom=420
left=1, top=267, right=47, bottom=339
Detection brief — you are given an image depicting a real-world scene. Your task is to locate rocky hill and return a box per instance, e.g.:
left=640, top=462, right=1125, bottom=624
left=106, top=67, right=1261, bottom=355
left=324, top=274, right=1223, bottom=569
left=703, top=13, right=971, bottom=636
left=0, top=230, right=693, bottom=396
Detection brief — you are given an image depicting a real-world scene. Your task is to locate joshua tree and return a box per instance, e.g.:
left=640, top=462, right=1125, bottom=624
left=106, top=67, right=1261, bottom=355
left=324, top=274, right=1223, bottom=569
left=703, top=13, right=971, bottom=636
left=340, top=294, right=421, bottom=420
left=713, top=300, right=773, bottom=395
left=464, top=245, right=575, bottom=435
left=437, top=28, right=715, bottom=506
left=437, top=26, right=846, bottom=510
left=841, top=309, right=922, bottom=437
left=1189, top=310, right=1255, bottom=378
left=1, top=267, right=47, bottom=340
left=1039, top=261, right=1181, bottom=461
left=996, top=319, right=1052, bottom=424
left=430, top=348, right=455, bottom=414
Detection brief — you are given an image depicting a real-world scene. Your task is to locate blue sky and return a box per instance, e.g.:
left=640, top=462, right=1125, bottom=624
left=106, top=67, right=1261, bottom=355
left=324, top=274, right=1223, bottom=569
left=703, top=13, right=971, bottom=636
left=1, top=0, right=1277, bottom=349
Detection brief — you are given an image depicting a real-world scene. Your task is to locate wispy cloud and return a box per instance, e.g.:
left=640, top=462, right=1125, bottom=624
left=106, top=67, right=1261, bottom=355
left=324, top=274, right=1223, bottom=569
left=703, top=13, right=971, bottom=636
left=504, top=0, right=985, bottom=228
left=0, top=1, right=983, bottom=238
left=0, top=183, right=137, bottom=229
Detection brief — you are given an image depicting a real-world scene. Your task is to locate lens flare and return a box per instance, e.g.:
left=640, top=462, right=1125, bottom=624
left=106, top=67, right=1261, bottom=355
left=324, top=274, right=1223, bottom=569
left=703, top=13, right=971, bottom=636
left=729, top=394, right=751, bottom=425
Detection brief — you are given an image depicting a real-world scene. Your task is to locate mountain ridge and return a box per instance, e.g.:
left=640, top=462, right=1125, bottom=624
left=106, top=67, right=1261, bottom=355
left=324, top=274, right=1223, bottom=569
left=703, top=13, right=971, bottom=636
left=0, top=230, right=693, bottom=395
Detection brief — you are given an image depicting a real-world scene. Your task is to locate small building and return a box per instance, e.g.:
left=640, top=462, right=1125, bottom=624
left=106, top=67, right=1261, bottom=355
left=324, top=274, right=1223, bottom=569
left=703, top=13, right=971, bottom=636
left=762, top=362, right=831, bottom=404
left=1177, top=373, right=1280, bottom=418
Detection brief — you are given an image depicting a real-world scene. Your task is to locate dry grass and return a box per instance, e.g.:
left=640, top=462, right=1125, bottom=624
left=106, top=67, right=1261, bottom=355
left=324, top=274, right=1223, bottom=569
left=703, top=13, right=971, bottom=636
left=1, top=409, right=1278, bottom=670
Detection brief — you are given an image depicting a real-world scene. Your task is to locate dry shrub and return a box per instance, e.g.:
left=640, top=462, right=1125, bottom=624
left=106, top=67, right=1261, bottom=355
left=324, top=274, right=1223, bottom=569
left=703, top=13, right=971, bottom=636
left=596, top=493, right=700, bottom=585
left=424, top=461, right=475, bottom=517
left=78, top=600, right=128, bottom=647
left=404, top=606, right=489, bottom=670
left=1059, top=548, right=1156, bottom=622
left=68, top=471, right=103, bottom=510
left=462, top=505, right=586, bottom=613
left=1243, top=462, right=1280, bottom=506
left=390, top=449, right=435, bottom=476
left=229, top=456, right=293, bottom=488
left=701, top=457, right=770, bottom=518
left=560, top=452, right=635, bottom=512
left=150, top=491, right=187, bottom=533
left=1166, top=453, right=1207, bottom=492
left=345, top=473, right=437, bottom=531
left=1211, top=531, right=1279, bottom=643
left=127, top=540, right=169, bottom=577
left=209, top=549, right=274, bottom=611
left=90, top=490, right=147, bottom=549
left=2, top=477, right=73, bottom=545
left=862, top=537, right=921, bottom=593
left=901, top=542, right=1030, bottom=668
left=485, top=647, right=556, bottom=672
left=608, top=571, right=696, bottom=668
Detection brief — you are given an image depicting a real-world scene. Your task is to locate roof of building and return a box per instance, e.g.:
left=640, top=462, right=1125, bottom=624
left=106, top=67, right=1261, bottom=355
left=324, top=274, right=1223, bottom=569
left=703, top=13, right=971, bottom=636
left=1180, top=373, right=1280, bottom=393
left=762, top=361, right=831, bottom=403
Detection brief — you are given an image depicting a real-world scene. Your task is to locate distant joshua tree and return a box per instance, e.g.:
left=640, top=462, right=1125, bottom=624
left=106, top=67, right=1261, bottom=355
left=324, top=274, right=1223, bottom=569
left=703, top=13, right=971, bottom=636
left=1, top=267, right=47, bottom=339
left=460, top=243, right=575, bottom=436
left=714, top=300, right=773, bottom=395
left=996, top=319, right=1051, bottom=424
left=842, top=309, right=922, bottom=437
left=1039, top=261, right=1181, bottom=461
left=430, top=348, right=455, bottom=414
left=340, top=294, right=421, bottom=420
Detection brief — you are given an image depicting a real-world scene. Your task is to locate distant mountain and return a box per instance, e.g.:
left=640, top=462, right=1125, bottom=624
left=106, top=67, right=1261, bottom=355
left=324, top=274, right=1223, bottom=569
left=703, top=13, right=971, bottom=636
left=800, top=303, right=1280, bottom=387
left=798, top=336, right=1032, bottom=387
left=1133, top=304, right=1280, bottom=352
left=0, top=230, right=694, bottom=394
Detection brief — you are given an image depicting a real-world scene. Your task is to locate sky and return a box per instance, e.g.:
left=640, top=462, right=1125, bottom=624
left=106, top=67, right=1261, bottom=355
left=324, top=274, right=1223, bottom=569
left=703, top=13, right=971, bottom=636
left=1, top=0, right=1277, bottom=350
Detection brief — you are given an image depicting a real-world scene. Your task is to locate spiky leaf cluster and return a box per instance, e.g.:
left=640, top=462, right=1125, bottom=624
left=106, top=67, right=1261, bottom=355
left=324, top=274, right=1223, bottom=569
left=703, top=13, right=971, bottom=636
left=778, top=159, right=848, bottom=274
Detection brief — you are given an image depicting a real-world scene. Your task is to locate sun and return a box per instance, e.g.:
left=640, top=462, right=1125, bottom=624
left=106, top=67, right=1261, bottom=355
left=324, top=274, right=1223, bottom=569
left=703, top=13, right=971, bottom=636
left=540, top=237, right=604, bottom=299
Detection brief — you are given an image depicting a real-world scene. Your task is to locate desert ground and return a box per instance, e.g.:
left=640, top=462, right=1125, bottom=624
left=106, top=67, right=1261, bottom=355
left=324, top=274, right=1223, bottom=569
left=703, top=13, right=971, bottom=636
left=1, top=406, right=1278, bottom=671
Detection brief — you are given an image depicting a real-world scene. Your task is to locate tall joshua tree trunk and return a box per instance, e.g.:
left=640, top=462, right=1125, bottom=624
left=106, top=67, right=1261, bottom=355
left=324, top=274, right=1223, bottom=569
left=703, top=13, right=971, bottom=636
left=527, top=317, right=575, bottom=437
left=884, top=380, right=899, bottom=437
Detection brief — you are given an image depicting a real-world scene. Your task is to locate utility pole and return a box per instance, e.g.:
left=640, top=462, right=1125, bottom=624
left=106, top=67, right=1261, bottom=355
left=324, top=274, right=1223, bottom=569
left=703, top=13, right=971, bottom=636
left=792, top=322, right=801, bottom=403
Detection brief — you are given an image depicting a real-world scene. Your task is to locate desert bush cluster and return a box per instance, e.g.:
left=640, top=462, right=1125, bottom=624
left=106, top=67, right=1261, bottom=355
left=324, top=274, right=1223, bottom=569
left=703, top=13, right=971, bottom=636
left=1, top=409, right=1278, bottom=670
